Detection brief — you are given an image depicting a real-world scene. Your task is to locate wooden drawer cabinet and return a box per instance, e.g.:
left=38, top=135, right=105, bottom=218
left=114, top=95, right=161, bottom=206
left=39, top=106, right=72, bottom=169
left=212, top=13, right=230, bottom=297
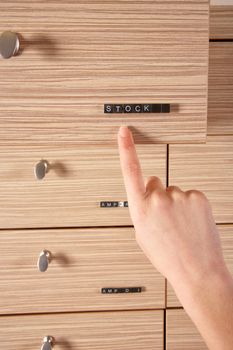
left=208, top=43, right=233, bottom=135
left=167, top=225, right=233, bottom=307
left=0, top=310, right=164, bottom=349
left=0, top=144, right=166, bottom=229
left=0, top=1, right=209, bottom=144
left=0, top=227, right=165, bottom=315
left=166, top=309, right=206, bottom=349
left=169, top=136, right=233, bottom=223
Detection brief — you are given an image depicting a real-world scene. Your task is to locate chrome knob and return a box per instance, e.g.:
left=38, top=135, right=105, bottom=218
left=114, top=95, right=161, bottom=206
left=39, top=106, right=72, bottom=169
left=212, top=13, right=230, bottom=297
left=0, top=31, right=20, bottom=59
left=34, top=160, right=49, bottom=180
left=37, top=250, right=51, bottom=272
left=41, top=336, right=54, bottom=350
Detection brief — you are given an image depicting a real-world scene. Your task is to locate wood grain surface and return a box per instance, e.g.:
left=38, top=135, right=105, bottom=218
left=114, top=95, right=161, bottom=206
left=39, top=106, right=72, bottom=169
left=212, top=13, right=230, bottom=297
left=210, top=1, right=233, bottom=39
left=169, top=136, right=233, bottom=223
left=208, top=43, right=233, bottom=135
left=166, top=309, right=207, bottom=349
left=167, top=225, right=233, bottom=307
left=0, top=144, right=166, bottom=229
left=0, top=227, right=165, bottom=314
left=0, top=1, right=209, bottom=144
left=0, top=310, right=164, bottom=349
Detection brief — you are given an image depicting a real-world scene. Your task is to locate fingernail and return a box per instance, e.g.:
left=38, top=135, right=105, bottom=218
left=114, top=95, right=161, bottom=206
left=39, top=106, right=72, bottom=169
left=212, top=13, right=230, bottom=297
left=119, top=126, right=129, bottom=138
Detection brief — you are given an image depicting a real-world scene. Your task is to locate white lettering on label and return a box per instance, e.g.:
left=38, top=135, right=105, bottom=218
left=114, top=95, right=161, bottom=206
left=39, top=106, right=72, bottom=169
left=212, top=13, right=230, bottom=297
left=125, top=105, right=131, bottom=112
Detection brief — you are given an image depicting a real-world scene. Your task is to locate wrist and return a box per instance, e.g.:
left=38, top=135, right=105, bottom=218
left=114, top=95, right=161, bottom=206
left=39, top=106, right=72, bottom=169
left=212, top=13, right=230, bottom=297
left=170, top=264, right=233, bottom=350
left=171, top=263, right=233, bottom=309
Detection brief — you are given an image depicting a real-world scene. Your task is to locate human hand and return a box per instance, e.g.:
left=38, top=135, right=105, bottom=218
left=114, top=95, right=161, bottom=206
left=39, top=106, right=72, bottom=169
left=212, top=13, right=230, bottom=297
left=117, top=127, right=233, bottom=350
left=117, top=126, right=227, bottom=290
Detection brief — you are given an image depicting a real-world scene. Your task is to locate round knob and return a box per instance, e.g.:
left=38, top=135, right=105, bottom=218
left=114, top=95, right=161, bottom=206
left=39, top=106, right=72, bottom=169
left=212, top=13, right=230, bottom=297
left=37, top=250, right=51, bottom=272
left=41, top=336, right=54, bottom=350
left=34, top=160, right=49, bottom=180
left=0, top=31, right=20, bottom=59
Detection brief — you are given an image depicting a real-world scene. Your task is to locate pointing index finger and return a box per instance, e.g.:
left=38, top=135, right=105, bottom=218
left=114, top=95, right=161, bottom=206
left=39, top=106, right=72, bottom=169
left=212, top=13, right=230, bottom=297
left=118, top=126, right=145, bottom=204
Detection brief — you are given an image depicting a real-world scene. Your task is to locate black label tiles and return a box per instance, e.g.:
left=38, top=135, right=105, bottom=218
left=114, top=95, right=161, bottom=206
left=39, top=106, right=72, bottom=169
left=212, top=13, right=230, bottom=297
left=104, top=104, right=170, bottom=114
left=100, top=201, right=128, bottom=208
left=101, top=287, right=142, bottom=294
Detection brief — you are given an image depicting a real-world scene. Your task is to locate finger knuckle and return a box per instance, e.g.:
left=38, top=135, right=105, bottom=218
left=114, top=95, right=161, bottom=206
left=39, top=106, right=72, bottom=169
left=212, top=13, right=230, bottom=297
left=186, top=189, right=207, bottom=203
left=146, top=176, right=159, bottom=187
left=166, top=186, right=182, bottom=196
left=148, top=176, right=160, bottom=182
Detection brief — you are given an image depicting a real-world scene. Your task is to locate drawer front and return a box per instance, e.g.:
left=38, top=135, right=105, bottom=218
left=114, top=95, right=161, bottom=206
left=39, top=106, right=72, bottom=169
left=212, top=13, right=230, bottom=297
left=0, top=310, right=164, bottom=350
left=208, top=43, right=233, bottom=135
left=0, top=227, right=165, bottom=314
left=210, top=1, right=233, bottom=39
left=169, top=137, right=233, bottom=223
left=0, top=1, right=209, bottom=144
left=0, top=144, right=166, bottom=229
left=166, top=309, right=207, bottom=349
left=167, top=225, right=233, bottom=307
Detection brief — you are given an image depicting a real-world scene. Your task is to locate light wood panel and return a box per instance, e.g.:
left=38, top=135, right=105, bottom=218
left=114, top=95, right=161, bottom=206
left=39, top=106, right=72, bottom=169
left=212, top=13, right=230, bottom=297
left=0, top=227, right=165, bottom=314
left=0, top=144, right=166, bottom=229
left=166, top=309, right=207, bottom=349
left=210, top=0, right=233, bottom=39
left=208, top=43, right=233, bottom=135
left=0, top=1, right=209, bottom=144
left=167, top=225, right=233, bottom=307
left=169, top=136, right=233, bottom=223
left=0, top=310, right=164, bottom=349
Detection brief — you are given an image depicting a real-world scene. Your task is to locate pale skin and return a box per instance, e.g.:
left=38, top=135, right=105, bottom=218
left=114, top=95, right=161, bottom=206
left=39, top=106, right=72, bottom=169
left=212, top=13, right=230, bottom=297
left=118, top=126, right=233, bottom=350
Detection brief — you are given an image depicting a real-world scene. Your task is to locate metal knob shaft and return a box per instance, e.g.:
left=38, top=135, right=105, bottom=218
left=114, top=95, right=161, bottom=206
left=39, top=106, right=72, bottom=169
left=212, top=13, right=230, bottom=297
left=41, top=336, right=54, bottom=350
left=0, top=31, right=20, bottom=59
left=34, top=160, right=49, bottom=180
left=37, top=250, right=52, bottom=272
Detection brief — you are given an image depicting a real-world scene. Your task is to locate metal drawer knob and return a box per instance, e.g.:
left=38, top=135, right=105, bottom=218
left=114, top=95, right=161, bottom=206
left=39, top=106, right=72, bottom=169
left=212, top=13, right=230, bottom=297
left=34, top=160, right=49, bottom=180
left=38, top=250, right=52, bottom=272
left=41, top=336, right=54, bottom=350
left=0, top=31, right=20, bottom=59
